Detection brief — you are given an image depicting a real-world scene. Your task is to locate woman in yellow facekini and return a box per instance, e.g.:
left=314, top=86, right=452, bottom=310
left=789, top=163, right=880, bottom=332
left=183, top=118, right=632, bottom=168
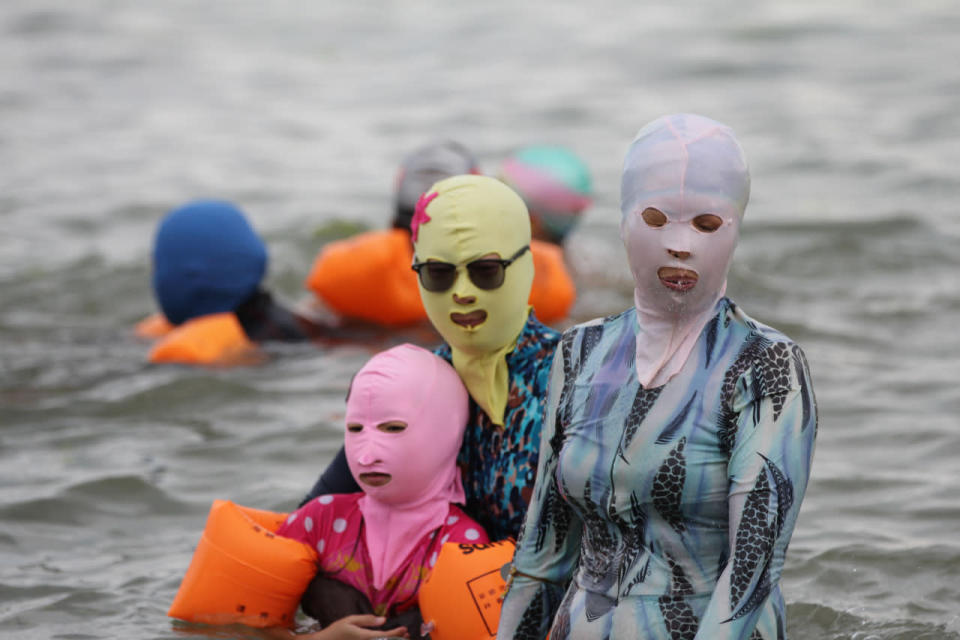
left=302, top=175, right=562, bottom=542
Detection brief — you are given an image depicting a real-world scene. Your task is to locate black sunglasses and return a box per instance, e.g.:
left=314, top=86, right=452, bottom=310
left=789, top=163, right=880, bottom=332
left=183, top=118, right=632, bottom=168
left=411, top=245, right=530, bottom=293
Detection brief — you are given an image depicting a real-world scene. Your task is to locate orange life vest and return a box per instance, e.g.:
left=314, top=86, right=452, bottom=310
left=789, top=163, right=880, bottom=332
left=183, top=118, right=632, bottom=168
left=133, top=312, right=174, bottom=339
left=168, top=500, right=319, bottom=628
left=305, top=230, right=575, bottom=325
left=148, top=313, right=261, bottom=366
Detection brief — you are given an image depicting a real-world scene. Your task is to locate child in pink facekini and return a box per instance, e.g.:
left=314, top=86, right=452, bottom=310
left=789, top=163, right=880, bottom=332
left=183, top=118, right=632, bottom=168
left=277, top=344, right=488, bottom=635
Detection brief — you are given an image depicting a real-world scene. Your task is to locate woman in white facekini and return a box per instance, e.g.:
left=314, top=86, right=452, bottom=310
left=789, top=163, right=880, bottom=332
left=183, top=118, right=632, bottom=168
left=497, top=114, right=817, bottom=639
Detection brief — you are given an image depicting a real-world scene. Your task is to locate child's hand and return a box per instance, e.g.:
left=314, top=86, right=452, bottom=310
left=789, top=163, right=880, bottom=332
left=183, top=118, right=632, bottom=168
left=302, top=614, right=409, bottom=639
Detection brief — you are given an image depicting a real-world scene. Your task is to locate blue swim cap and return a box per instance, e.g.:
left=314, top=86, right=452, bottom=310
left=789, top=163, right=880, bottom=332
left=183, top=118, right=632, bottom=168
left=152, top=200, right=267, bottom=325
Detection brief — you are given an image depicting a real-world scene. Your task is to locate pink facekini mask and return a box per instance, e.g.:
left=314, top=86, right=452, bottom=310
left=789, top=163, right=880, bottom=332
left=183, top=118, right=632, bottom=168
left=619, top=113, right=750, bottom=388
left=343, top=343, right=469, bottom=589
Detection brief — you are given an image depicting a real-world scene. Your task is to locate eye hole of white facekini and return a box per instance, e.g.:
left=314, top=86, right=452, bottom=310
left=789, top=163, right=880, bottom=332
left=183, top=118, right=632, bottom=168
left=641, top=207, right=667, bottom=228
left=692, top=213, right=723, bottom=233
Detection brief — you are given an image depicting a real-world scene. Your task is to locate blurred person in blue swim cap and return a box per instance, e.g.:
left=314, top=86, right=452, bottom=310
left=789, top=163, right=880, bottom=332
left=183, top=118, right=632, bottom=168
left=138, top=200, right=324, bottom=364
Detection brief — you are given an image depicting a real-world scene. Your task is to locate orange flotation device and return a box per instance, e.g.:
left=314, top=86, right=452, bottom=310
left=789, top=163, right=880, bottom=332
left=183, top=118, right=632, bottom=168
left=306, top=230, right=576, bottom=326
left=529, top=239, right=576, bottom=323
left=134, top=312, right=175, bottom=339
left=168, top=500, right=319, bottom=628
left=418, top=539, right=516, bottom=640
left=148, top=313, right=261, bottom=366
left=305, top=228, right=424, bottom=327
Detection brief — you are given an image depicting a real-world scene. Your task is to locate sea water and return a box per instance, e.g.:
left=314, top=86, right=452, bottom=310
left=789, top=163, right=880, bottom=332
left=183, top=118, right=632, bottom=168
left=1, top=2, right=959, bottom=638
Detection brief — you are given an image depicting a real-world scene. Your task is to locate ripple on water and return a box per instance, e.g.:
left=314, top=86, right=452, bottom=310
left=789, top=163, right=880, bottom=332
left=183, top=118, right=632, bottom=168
left=785, top=543, right=960, bottom=635
left=0, top=474, right=187, bottom=525
left=787, top=602, right=960, bottom=640
left=2, top=1, right=959, bottom=638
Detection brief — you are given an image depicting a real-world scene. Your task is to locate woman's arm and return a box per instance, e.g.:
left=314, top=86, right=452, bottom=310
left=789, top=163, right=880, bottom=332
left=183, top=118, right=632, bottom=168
left=497, top=339, right=583, bottom=639
left=694, top=343, right=817, bottom=639
left=308, top=615, right=408, bottom=639
left=264, top=614, right=409, bottom=639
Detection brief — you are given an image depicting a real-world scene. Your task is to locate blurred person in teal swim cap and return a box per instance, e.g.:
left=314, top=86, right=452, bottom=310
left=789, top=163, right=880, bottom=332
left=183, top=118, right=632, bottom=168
left=498, top=144, right=593, bottom=246
left=496, top=144, right=593, bottom=320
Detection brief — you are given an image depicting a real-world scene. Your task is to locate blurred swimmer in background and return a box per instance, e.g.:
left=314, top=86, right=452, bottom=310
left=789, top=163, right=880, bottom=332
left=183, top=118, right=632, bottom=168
left=499, top=144, right=593, bottom=246
left=136, top=199, right=324, bottom=366
left=499, top=144, right=593, bottom=322
left=301, top=141, right=481, bottom=328
left=303, top=140, right=583, bottom=328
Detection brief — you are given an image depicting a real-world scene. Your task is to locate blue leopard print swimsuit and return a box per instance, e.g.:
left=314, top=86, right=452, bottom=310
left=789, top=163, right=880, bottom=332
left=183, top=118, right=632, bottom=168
left=436, top=311, right=560, bottom=542
left=497, top=298, right=817, bottom=639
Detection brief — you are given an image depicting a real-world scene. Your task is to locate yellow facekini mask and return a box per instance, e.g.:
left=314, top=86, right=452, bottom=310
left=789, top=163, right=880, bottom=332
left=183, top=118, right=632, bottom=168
left=412, top=175, right=534, bottom=427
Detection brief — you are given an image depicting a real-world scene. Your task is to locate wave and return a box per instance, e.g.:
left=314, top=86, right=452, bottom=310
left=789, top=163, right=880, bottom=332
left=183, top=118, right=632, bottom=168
left=0, top=474, right=188, bottom=525
left=786, top=601, right=960, bottom=639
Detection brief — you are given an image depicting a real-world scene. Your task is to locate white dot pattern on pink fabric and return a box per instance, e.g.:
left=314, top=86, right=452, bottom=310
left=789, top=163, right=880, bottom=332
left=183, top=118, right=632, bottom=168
left=465, top=528, right=480, bottom=541
left=441, top=534, right=450, bottom=545
left=316, top=539, right=325, bottom=553
left=429, top=551, right=437, bottom=567
left=317, top=495, right=333, bottom=505
left=287, top=513, right=298, bottom=524
left=446, top=515, right=459, bottom=525
left=304, top=516, right=314, bottom=532
left=333, top=518, right=347, bottom=533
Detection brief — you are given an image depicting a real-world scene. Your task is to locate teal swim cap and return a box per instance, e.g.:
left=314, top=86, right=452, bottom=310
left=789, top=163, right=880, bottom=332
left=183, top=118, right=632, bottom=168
left=499, top=145, right=592, bottom=244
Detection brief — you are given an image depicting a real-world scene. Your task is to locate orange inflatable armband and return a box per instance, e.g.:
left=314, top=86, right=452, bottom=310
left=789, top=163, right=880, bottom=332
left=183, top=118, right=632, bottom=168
left=419, top=539, right=516, bottom=640
left=529, top=240, right=576, bottom=323
left=168, top=500, right=319, bottom=628
left=305, top=228, right=426, bottom=326
left=148, top=313, right=261, bottom=366
left=134, top=312, right=175, bottom=339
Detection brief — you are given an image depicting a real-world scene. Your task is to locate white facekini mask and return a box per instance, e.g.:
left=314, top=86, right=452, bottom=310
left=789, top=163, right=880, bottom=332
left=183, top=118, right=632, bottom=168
left=619, top=113, right=750, bottom=388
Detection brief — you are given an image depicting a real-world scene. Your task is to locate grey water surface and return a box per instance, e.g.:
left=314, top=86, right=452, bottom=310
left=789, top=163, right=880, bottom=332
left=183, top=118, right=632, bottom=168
left=1, top=1, right=959, bottom=639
